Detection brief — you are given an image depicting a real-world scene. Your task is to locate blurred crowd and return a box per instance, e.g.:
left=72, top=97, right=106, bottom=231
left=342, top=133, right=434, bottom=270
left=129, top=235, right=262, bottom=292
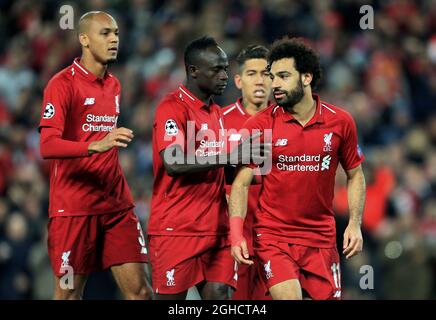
left=0, top=0, right=435, bottom=299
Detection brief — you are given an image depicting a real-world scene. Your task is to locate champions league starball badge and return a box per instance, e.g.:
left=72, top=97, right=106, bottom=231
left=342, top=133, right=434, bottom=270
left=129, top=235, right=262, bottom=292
left=43, top=103, right=55, bottom=119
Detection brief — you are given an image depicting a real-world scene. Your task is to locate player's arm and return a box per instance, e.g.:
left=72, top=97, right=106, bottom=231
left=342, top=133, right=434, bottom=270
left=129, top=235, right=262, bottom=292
left=343, top=164, right=366, bottom=259
left=225, top=165, right=263, bottom=185
left=160, top=144, right=226, bottom=176
left=39, top=127, right=134, bottom=159
left=160, top=132, right=265, bottom=176
left=229, top=166, right=254, bottom=265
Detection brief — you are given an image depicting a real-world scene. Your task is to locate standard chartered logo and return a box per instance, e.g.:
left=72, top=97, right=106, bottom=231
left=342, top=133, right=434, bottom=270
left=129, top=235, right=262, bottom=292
left=82, top=113, right=118, bottom=132
left=276, top=153, right=333, bottom=172
left=321, top=155, right=331, bottom=171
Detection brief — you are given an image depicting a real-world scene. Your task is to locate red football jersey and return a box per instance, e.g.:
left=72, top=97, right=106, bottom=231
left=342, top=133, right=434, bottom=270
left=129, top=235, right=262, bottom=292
left=243, top=94, right=364, bottom=248
left=222, top=98, right=262, bottom=254
left=148, top=85, right=228, bottom=236
left=39, top=58, right=134, bottom=217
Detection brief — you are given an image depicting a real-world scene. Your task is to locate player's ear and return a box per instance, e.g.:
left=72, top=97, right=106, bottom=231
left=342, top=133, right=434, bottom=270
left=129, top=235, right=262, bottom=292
left=188, top=65, right=198, bottom=79
left=302, top=72, right=313, bottom=87
left=79, top=33, right=90, bottom=48
left=234, top=74, right=242, bottom=90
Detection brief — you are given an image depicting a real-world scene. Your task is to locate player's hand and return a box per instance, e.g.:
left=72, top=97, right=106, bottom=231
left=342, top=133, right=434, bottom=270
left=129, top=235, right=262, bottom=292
left=231, top=238, right=253, bottom=265
left=231, top=131, right=271, bottom=165
left=343, top=222, right=363, bottom=259
left=88, top=127, right=134, bottom=154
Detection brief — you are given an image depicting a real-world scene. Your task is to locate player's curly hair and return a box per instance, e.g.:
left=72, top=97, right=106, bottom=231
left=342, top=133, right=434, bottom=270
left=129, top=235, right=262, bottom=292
left=268, top=37, right=322, bottom=89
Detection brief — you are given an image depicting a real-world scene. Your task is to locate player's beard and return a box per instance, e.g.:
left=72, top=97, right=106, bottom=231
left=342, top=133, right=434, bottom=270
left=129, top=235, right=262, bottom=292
left=275, top=78, right=304, bottom=109
left=94, top=50, right=117, bottom=65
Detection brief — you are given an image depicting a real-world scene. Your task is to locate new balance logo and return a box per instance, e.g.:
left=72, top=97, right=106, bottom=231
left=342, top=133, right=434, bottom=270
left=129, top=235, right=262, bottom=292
left=333, top=290, right=341, bottom=298
left=228, top=134, right=241, bottom=142
left=84, top=97, right=95, bottom=106
left=166, top=269, right=175, bottom=287
left=275, top=139, right=288, bottom=146
left=321, top=155, right=331, bottom=171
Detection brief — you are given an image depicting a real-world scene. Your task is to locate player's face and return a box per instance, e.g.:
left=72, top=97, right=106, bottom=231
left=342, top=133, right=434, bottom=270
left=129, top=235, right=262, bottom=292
left=86, top=15, right=119, bottom=64
left=195, top=47, right=229, bottom=96
left=270, top=58, right=305, bottom=108
left=235, top=58, right=271, bottom=106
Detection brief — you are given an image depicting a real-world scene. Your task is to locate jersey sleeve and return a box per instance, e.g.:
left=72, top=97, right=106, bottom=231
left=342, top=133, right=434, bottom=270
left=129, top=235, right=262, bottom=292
left=39, top=76, right=71, bottom=132
left=153, top=99, right=187, bottom=154
left=339, top=113, right=365, bottom=171
left=40, top=127, right=90, bottom=159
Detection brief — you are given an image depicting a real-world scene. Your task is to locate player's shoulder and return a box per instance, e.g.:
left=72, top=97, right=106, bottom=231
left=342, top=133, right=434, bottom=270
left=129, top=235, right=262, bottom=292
left=222, top=102, right=239, bottom=117
left=107, top=72, right=121, bottom=86
left=244, top=104, right=277, bottom=128
left=155, top=89, right=188, bottom=116
left=45, top=65, right=74, bottom=90
left=252, top=103, right=279, bottom=121
left=159, top=89, right=185, bottom=107
left=319, top=98, right=355, bottom=123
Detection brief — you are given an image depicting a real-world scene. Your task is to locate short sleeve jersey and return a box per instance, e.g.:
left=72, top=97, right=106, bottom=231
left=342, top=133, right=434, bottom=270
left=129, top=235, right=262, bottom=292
left=39, top=58, right=134, bottom=217
left=243, top=94, right=364, bottom=248
left=149, top=85, right=228, bottom=236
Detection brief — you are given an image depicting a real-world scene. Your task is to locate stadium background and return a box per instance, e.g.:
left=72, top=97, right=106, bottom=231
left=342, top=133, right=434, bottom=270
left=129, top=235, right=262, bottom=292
left=0, top=0, right=435, bottom=299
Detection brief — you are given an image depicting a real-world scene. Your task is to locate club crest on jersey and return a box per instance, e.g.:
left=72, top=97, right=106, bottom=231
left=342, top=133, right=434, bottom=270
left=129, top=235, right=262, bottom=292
left=43, top=103, right=55, bottom=119
left=84, top=97, right=95, bottom=106
left=115, top=95, right=120, bottom=113
left=323, top=132, right=333, bottom=152
left=166, top=269, right=176, bottom=286
left=201, top=123, right=208, bottom=130
left=165, top=119, right=178, bottom=136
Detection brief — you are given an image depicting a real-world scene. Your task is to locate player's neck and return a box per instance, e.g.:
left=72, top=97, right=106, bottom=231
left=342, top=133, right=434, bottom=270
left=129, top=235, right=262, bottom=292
left=242, top=99, right=268, bottom=116
left=287, top=94, right=315, bottom=126
left=185, top=83, right=212, bottom=105
left=80, top=54, right=107, bottom=79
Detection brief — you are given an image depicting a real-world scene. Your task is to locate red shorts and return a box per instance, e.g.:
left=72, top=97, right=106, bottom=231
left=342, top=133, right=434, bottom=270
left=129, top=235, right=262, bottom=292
left=48, top=208, right=148, bottom=277
left=232, top=257, right=271, bottom=300
left=254, top=240, right=341, bottom=300
left=148, top=235, right=236, bottom=294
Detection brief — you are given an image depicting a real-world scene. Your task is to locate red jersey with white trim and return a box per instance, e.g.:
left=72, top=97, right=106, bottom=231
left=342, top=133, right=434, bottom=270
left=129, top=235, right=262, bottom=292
left=149, top=85, right=228, bottom=236
left=222, top=98, right=262, bottom=254
left=39, top=58, right=134, bottom=217
left=244, top=94, right=364, bottom=248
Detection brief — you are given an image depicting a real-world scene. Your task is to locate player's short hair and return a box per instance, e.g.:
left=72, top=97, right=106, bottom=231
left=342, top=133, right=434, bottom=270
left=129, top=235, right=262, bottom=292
left=268, top=37, right=322, bottom=89
left=184, top=36, right=218, bottom=71
left=236, top=44, right=269, bottom=71
left=78, top=11, right=114, bottom=35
